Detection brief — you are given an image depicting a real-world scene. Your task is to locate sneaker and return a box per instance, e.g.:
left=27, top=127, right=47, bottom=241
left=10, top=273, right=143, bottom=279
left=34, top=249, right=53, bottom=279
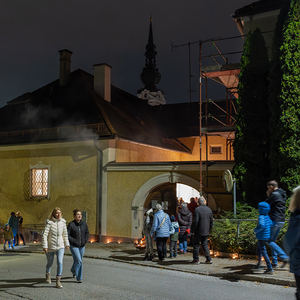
left=271, top=263, right=278, bottom=268
left=169, top=255, right=173, bottom=258
left=77, top=280, right=82, bottom=283
left=183, top=252, right=187, bottom=254
left=264, top=268, right=274, bottom=274
left=253, top=265, right=264, bottom=270
left=147, top=255, right=153, bottom=261
left=190, top=260, right=200, bottom=264
left=204, top=260, right=213, bottom=264
left=142, top=255, right=148, bottom=261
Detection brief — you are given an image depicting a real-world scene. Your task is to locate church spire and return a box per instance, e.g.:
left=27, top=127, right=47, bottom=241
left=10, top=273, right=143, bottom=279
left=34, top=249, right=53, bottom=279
left=137, top=17, right=166, bottom=106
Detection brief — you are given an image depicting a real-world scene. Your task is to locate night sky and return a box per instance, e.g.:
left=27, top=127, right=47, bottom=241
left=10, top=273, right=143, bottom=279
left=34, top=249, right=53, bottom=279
left=0, top=0, right=251, bottom=108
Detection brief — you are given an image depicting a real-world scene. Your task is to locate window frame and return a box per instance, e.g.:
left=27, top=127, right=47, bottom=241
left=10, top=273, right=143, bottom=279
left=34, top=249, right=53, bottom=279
left=210, top=145, right=223, bottom=155
left=30, top=162, right=51, bottom=200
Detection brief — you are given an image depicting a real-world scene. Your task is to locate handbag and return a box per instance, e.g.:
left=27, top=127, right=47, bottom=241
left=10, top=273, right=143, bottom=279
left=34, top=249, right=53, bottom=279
left=154, top=213, right=167, bottom=240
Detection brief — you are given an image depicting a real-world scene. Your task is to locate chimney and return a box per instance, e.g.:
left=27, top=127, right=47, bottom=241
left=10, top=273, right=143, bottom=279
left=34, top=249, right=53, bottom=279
left=59, top=49, right=72, bottom=86
left=93, top=64, right=111, bottom=102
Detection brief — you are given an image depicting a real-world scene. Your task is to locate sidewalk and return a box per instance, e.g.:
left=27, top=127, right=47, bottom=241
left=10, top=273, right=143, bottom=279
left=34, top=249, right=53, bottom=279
left=2, top=242, right=295, bottom=287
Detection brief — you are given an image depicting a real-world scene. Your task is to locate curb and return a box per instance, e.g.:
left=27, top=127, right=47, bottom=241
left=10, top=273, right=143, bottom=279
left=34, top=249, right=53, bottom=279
left=2, top=249, right=295, bottom=287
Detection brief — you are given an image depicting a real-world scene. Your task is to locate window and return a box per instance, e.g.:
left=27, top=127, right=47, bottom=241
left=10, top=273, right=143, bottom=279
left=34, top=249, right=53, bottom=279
left=30, top=162, right=50, bottom=199
left=210, top=146, right=222, bottom=154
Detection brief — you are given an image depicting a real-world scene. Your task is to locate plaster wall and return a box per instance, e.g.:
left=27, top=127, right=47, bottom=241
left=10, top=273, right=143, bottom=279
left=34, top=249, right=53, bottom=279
left=0, top=145, right=98, bottom=234
left=116, top=136, right=233, bottom=163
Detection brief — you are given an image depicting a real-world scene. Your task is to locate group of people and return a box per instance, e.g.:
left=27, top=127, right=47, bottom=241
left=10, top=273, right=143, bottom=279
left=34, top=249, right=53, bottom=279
left=142, top=196, right=214, bottom=264
left=42, top=207, right=89, bottom=288
left=2, top=211, right=25, bottom=249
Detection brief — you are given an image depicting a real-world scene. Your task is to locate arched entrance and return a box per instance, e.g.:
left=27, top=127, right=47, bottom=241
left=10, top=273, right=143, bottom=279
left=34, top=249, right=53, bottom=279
left=131, top=172, right=200, bottom=238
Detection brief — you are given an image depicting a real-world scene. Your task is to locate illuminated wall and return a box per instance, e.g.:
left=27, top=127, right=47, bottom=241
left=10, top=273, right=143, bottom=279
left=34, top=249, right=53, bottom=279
left=0, top=143, right=98, bottom=235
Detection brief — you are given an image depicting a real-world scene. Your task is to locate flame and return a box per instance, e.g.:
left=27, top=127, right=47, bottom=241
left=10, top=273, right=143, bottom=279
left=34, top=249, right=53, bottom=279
left=107, top=240, right=110, bottom=244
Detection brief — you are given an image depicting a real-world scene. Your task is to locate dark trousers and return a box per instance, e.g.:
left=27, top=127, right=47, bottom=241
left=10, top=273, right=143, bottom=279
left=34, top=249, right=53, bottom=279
left=257, top=240, right=272, bottom=270
left=193, top=235, right=211, bottom=261
left=170, top=240, right=177, bottom=257
left=156, top=237, right=168, bottom=260
left=16, top=234, right=25, bottom=245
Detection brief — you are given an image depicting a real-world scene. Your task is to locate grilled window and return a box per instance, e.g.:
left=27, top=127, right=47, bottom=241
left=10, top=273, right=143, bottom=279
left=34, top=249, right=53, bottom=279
left=210, top=146, right=222, bottom=154
left=31, top=168, right=49, bottom=197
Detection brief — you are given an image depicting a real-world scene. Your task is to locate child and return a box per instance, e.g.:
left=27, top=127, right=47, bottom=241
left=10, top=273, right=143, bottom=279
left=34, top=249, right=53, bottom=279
left=169, top=215, right=179, bottom=258
left=142, top=208, right=154, bottom=261
left=3, top=223, right=14, bottom=250
left=254, top=202, right=273, bottom=274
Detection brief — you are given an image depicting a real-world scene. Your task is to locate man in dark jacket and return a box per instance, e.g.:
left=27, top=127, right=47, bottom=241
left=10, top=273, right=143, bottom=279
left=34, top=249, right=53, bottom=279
left=190, top=196, right=213, bottom=264
left=266, top=180, right=289, bottom=267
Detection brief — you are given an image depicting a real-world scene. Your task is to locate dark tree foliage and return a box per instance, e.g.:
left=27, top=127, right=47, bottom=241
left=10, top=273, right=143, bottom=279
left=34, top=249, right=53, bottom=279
left=268, top=0, right=300, bottom=195
left=233, top=28, right=270, bottom=206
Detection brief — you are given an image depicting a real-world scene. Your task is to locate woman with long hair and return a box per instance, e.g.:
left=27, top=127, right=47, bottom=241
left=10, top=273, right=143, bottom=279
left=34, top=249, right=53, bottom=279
left=67, top=209, right=89, bottom=283
left=42, top=207, right=69, bottom=288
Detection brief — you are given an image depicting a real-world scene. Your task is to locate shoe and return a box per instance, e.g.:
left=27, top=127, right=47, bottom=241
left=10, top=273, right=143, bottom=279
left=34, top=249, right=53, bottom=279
left=253, top=265, right=264, bottom=270
left=281, top=259, right=289, bottom=268
left=56, top=276, right=63, bottom=288
left=174, top=255, right=177, bottom=258
left=15, top=244, right=19, bottom=246
left=180, top=250, right=183, bottom=253
left=204, top=260, right=213, bottom=264
left=183, top=252, right=187, bottom=254
left=77, top=280, right=82, bottom=283
left=12, top=246, right=14, bottom=249
left=169, top=255, right=173, bottom=258
left=147, top=255, right=153, bottom=261
left=45, top=273, right=51, bottom=284
left=142, top=255, right=148, bottom=261
left=190, top=260, right=200, bottom=264
left=72, top=274, right=76, bottom=278
left=271, top=263, right=278, bottom=268
left=264, top=268, right=274, bottom=274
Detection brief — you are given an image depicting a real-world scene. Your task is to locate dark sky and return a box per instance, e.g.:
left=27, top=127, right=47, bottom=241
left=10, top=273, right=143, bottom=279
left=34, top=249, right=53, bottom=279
left=0, top=0, right=251, bottom=108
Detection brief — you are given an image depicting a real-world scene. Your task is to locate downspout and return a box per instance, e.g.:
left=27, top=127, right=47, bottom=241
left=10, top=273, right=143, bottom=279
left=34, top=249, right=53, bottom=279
left=94, top=138, right=103, bottom=243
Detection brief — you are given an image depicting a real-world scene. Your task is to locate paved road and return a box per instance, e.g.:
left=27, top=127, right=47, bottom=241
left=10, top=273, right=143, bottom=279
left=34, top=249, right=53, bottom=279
left=0, top=252, right=295, bottom=300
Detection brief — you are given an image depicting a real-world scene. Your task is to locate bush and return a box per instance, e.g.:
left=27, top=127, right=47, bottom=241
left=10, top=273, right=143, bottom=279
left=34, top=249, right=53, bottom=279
left=210, top=202, right=258, bottom=254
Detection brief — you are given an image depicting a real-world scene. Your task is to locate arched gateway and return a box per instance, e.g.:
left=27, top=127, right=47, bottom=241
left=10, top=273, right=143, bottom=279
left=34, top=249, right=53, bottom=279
left=131, top=172, right=200, bottom=239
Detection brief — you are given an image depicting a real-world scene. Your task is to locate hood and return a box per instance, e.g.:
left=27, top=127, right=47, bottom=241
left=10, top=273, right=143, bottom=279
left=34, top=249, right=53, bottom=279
left=276, top=188, right=287, bottom=200
left=258, top=202, right=270, bottom=215
left=180, top=206, right=191, bottom=216
left=172, top=221, right=179, bottom=228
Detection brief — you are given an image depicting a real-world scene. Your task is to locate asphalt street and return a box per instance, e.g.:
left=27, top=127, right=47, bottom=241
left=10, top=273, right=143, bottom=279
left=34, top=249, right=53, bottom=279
left=0, top=252, right=295, bottom=300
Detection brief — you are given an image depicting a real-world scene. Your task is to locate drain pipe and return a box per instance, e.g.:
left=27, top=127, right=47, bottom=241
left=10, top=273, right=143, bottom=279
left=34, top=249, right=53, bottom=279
left=94, top=138, right=103, bottom=243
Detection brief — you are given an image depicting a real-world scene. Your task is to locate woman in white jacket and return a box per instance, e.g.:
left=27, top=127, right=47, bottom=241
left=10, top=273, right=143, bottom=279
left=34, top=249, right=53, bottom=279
left=42, top=207, right=69, bottom=288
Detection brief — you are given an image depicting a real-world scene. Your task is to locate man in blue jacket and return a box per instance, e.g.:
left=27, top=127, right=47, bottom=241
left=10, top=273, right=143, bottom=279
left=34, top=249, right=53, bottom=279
left=266, top=180, right=289, bottom=267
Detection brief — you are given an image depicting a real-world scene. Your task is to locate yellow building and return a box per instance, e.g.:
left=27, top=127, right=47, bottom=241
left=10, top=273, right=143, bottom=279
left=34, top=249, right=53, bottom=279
left=0, top=48, right=236, bottom=242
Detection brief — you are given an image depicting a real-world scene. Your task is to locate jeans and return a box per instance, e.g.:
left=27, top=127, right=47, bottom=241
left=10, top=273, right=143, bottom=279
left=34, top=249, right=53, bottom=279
left=179, top=234, right=187, bottom=252
left=4, top=240, right=13, bottom=249
left=70, top=245, right=85, bottom=281
left=193, top=235, right=211, bottom=261
left=257, top=240, right=272, bottom=270
left=170, top=240, right=177, bottom=257
left=268, top=221, right=288, bottom=264
left=46, top=248, right=65, bottom=276
left=156, top=237, right=168, bottom=260
left=145, top=233, right=153, bottom=256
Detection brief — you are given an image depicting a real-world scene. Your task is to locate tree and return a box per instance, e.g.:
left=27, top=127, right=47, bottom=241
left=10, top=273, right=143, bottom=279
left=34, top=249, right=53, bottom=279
left=233, top=28, right=270, bottom=206
left=268, top=0, right=300, bottom=195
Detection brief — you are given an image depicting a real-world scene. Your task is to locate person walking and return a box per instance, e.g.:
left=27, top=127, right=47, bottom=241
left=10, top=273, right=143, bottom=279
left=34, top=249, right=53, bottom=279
left=283, top=186, right=300, bottom=300
left=191, top=196, right=213, bottom=264
left=266, top=180, right=289, bottom=267
left=177, top=202, right=192, bottom=254
left=67, top=209, right=89, bottom=283
left=42, top=207, right=70, bottom=288
left=253, top=202, right=273, bottom=274
left=16, top=211, right=26, bottom=246
left=142, top=208, right=154, bottom=261
left=150, top=204, right=171, bottom=261
left=8, top=212, right=19, bottom=247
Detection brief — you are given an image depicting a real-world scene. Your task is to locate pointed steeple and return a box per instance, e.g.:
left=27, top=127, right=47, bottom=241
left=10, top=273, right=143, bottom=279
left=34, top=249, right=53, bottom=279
left=137, top=17, right=166, bottom=106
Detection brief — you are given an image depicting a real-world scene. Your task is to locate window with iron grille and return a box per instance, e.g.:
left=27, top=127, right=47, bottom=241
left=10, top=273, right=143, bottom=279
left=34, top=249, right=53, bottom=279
left=30, top=162, right=50, bottom=199
left=210, top=146, right=222, bottom=154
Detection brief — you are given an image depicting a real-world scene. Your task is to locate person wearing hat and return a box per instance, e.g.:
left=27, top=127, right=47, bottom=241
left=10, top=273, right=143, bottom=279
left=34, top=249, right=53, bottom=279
left=150, top=204, right=171, bottom=261
left=169, top=215, right=179, bottom=258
